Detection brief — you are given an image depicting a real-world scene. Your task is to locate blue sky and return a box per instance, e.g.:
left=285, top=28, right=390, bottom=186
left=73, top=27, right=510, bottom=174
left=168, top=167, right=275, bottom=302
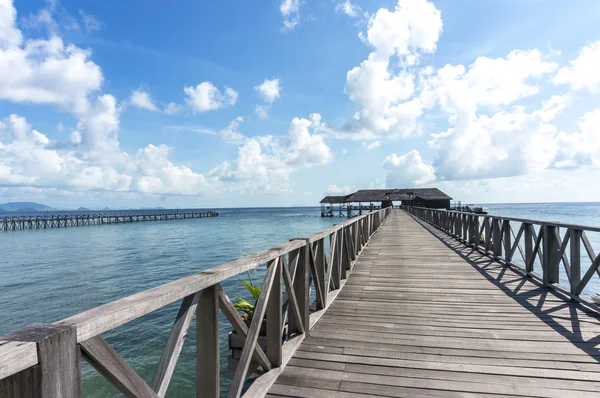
left=1, top=0, right=600, bottom=208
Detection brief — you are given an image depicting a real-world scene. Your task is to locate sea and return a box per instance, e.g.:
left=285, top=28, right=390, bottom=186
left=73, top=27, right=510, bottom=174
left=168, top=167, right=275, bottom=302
left=1, top=203, right=600, bottom=396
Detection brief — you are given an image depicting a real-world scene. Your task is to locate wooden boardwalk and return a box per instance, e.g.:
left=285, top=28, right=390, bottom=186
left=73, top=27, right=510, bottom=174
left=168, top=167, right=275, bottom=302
left=267, top=210, right=600, bottom=397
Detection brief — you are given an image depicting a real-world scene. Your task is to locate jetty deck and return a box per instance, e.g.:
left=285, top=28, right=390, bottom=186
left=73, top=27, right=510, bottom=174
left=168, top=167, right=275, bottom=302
left=3, top=207, right=600, bottom=397
left=268, top=210, right=600, bottom=397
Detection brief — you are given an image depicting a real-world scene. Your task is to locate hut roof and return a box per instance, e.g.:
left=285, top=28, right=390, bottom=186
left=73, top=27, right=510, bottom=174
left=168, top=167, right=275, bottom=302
left=319, top=188, right=451, bottom=204
left=319, top=195, right=348, bottom=204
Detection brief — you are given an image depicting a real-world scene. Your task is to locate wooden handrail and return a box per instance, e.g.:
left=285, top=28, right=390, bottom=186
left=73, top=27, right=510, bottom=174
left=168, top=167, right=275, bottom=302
left=402, top=205, right=600, bottom=303
left=0, top=207, right=391, bottom=397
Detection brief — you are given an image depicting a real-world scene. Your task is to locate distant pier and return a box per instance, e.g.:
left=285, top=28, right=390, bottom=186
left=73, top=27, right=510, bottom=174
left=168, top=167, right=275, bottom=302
left=0, top=210, right=219, bottom=231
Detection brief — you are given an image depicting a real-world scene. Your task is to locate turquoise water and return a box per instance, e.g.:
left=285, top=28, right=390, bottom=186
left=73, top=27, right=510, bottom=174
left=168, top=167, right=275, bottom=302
left=1, top=203, right=600, bottom=396
left=0, top=207, right=334, bottom=396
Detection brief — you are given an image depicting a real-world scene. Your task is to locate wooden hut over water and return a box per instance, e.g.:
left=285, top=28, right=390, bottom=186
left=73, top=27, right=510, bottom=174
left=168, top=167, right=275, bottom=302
left=320, top=188, right=452, bottom=217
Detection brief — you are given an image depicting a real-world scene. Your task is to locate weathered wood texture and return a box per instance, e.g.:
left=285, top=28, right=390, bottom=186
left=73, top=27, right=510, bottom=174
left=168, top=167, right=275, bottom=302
left=269, top=210, right=600, bottom=397
left=0, top=324, right=80, bottom=398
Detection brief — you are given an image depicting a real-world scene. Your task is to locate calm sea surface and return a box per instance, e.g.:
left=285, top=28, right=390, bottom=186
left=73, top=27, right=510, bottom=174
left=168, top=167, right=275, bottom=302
left=1, top=203, right=600, bottom=396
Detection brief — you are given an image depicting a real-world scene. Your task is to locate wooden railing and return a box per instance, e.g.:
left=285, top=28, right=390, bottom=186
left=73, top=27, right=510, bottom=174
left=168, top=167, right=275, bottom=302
left=403, top=206, right=600, bottom=301
left=0, top=207, right=391, bottom=397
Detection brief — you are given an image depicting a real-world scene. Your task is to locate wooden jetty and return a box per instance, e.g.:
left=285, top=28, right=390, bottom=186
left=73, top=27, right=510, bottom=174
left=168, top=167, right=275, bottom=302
left=2, top=207, right=600, bottom=397
left=0, top=210, right=218, bottom=231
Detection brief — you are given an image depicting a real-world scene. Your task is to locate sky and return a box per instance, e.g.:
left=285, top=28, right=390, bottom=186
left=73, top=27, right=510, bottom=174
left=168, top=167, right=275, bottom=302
left=1, top=0, right=600, bottom=209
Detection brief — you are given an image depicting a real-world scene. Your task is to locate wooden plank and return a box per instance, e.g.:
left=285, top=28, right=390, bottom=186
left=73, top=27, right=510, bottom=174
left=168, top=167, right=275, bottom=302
left=151, top=292, right=199, bottom=396
left=196, top=285, right=219, bottom=398
left=267, top=210, right=600, bottom=397
left=1, top=324, right=80, bottom=398
left=0, top=341, right=38, bottom=380
left=81, top=335, right=157, bottom=398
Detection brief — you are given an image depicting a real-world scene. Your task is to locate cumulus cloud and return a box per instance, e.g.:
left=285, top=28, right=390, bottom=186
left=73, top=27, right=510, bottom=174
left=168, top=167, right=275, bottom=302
left=362, top=141, right=380, bottom=150
left=280, top=0, right=301, bottom=31
left=129, top=90, right=158, bottom=111
left=327, top=184, right=354, bottom=195
left=551, top=108, right=600, bottom=169
left=255, top=78, right=281, bottom=103
left=209, top=114, right=332, bottom=192
left=254, top=78, right=281, bottom=119
left=255, top=105, right=268, bottom=120
left=383, top=150, right=436, bottom=187
left=0, top=1, right=214, bottom=197
left=219, top=116, right=246, bottom=144
left=184, top=82, right=238, bottom=112
left=339, top=0, right=442, bottom=140
left=335, top=1, right=361, bottom=18
left=0, top=111, right=214, bottom=196
left=554, top=41, right=600, bottom=93
left=164, top=102, right=183, bottom=115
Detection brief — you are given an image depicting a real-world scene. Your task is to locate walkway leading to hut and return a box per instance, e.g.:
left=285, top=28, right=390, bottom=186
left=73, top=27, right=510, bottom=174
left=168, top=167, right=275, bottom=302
left=267, top=209, right=600, bottom=397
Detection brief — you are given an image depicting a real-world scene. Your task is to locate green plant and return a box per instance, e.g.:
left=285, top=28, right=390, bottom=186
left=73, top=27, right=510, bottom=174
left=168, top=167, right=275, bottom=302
left=233, top=252, right=262, bottom=321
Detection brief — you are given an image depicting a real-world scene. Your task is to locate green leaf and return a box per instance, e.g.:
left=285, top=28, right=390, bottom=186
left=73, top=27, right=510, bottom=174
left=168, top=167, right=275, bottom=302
left=241, top=281, right=261, bottom=302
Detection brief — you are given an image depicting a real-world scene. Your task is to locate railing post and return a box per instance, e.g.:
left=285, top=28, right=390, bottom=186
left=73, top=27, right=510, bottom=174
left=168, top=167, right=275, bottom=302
left=524, top=223, right=533, bottom=274
left=0, top=324, right=81, bottom=398
left=570, top=229, right=582, bottom=299
left=342, top=227, right=351, bottom=274
left=503, top=220, right=512, bottom=262
left=316, top=238, right=327, bottom=305
left=492, top=218, right=502, bottom=258
left=266, top=260, right=282, bottom=367
left=197, top=285, right=219, bottom=398
left=331, top=231, right=341, bottom=290
left=288, top=242, right=310, bottom=335
left=542, top=224, right=560, bottom=286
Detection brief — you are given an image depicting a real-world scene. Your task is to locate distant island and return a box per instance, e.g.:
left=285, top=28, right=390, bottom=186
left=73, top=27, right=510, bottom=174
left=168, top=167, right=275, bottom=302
left=0, top=202, right=176, bottom=212
left=0, top=202, right=53, bottom=212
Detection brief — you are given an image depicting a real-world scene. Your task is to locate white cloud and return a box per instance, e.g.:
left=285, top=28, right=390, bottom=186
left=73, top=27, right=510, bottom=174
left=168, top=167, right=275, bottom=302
left=133, top=144, right=210, bottom=195
left=0, top=112, right=214, bottom=196
left=255, top=78, right=281, bottom=103
left=338, top=0, right=443, bottom=140
left=327, top=184, right=354, bottom=195
left=129, top=90, right=158, bottom=112
left=164, top=102, right=183, bottom=115
left=342, top=148, right=348, bottom=154
left=335, top=1, right=360, bottom=18
left=254, top=78, right=281, bottom=119
left=362, top=140, right=380, bottom=150
left=383, top=150, right=436, bottom=187
left=0, top=2, right=213, bottom=198
left=0, top=0, right=22, bottom=48
left=255, top=105, right=268, bottom=119
left=209, top=114, right=332, bottom=192
left=184, top=82, right=238, bottom=112
left=551, top=108, right=600, bottom=169
left=280, top=0, right=301, bottom=31
left=79, top=10, right=102, bottom=33
left=73, top=94, right=121, bottom=154
left=219, top=116, right=246, bottom=144
left=554, top=41, right=600, bottom=93
left=0, top=1, right=102, bottom=112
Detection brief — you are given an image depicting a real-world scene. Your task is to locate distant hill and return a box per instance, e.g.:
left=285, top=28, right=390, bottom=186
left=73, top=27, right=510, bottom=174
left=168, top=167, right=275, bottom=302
left=0, top=202, right=53, bottom=212
left=77, top=207, right=91, bottom=211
